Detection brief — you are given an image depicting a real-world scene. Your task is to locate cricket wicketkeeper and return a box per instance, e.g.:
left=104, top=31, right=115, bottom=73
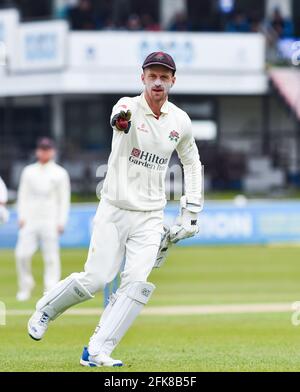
left=28, top=52, right=203, bottom=367
left=16, top=138, right=71, bottom=301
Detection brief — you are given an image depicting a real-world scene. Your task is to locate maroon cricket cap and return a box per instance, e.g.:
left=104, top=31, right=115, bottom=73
left=142, top=52, right=176, bottom=73
left=37, top=137, right=55, bottom=150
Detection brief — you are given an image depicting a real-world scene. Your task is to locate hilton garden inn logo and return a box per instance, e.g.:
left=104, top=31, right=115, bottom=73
left=129, top=148, right=168, bottom=171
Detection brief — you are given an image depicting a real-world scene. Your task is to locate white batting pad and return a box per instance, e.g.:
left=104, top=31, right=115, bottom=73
left=88, top=281, right=155, bottom=356
left=36, top=274, right=94, bottom=320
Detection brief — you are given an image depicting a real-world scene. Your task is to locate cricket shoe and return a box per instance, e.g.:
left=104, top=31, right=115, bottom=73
left=16, top=290, right=31, bottom=302
left=80, top=346, right=123, bottom=367
left=28, top=311, right=50, bottom=341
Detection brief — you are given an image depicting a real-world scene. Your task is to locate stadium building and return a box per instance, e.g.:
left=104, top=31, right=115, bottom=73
left=0, top=0, right=300, bottom=194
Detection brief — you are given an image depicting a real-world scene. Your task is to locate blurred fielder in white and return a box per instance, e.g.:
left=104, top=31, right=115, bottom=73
left=28, top=52, right=203, bottom=367
left=15, top=138, right=71, bottom=301
left=0, top=176, right=9, bottom=225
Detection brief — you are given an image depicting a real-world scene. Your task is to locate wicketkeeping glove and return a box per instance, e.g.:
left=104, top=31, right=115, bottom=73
left=153, top=225, right=172, bottom=269
left=169, top=196, right=201, bottom=244
left=111, top=110, right=132, bottom=134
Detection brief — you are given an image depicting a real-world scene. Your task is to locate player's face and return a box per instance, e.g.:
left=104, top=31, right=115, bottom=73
left=142, top=66, right=176, bottom=102
left=36, top=148, right=55, bottom=164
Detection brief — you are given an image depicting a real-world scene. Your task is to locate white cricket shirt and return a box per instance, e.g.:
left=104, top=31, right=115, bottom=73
left=17, top=161, right=71, bottom=226
left=101, top=93, right=203, bottom=211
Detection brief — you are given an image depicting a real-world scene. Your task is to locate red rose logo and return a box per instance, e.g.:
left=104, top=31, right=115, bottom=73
left=131, top=148, right=141, bottom=158
left=169, top=130, right=180, bottom=142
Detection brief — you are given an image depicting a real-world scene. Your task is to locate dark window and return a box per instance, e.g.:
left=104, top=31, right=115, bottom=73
left=130, top=0, right=159, bottom=21
left=64, top=98, right=111, bottom=152
left=187, top=0, right=218, bottom=31
left=0, top=0, right=52, bottom=20
left=0, top=104, right=49, bottom=150
left=293, top=0, right=300, bottom=36
left=235, top=0, right=265, bottom=19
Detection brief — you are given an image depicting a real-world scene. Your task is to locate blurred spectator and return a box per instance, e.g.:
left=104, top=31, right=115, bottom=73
left=102, top=17, right=117, bottom=31
left=111, top=0, right=130, bottom=29
left=268, top=7, right=294, bottom=39
left=55, top=0, right=77, bottom=19
left=250, top=20, right=261, bottom=33
left=168, top=12, right=192, bottom=32
left=249, top=15, right=264, bottom=33
left=141, top=13, right=161, bottom=32
left=225, top=11, right=250, bottom=33
left=7, top=0, right=270, bottom=36
left=127, top=14, right=142, bottom=31
left=68, top=0, right=99, bottom=30
left=263, top=8, right=294, bottom=64
left=97, top=0, right=113, bottom=26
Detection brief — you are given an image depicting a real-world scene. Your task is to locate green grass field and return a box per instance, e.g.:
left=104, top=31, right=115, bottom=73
left=1, top=246, right=300, bottom=372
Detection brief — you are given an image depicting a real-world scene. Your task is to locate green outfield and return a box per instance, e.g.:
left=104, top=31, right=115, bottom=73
left=1, top=246, right=300, bottom=372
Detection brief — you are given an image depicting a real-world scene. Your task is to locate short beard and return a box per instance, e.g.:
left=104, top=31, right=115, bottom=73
left=144, top=80, right=173, bottom=99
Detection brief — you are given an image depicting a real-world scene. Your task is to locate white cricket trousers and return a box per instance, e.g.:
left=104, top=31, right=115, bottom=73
left=76, top=198, right=164, bottom=294
left=15, top=223, right=60, bottom=293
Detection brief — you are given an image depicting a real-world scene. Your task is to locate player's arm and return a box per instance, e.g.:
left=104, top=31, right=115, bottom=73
left=57, top=170, right=71, bottom=234
left=110, top=98, right=132, bottom=134
left=17, top=169, right=30, bottom=228
left=171, top=114, right=203, bottom=243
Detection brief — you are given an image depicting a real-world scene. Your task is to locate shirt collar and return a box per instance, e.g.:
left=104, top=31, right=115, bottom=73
left=37, top=160, right=54, bottom=168
left=140, top=93, right=169, bottom=116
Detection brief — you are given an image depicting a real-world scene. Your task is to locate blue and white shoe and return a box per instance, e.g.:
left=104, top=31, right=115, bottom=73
left=80, top=346, right=123, bottom=367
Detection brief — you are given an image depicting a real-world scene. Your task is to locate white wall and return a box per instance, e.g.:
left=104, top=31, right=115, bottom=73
left=0, top=25, right=268, bottom=96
